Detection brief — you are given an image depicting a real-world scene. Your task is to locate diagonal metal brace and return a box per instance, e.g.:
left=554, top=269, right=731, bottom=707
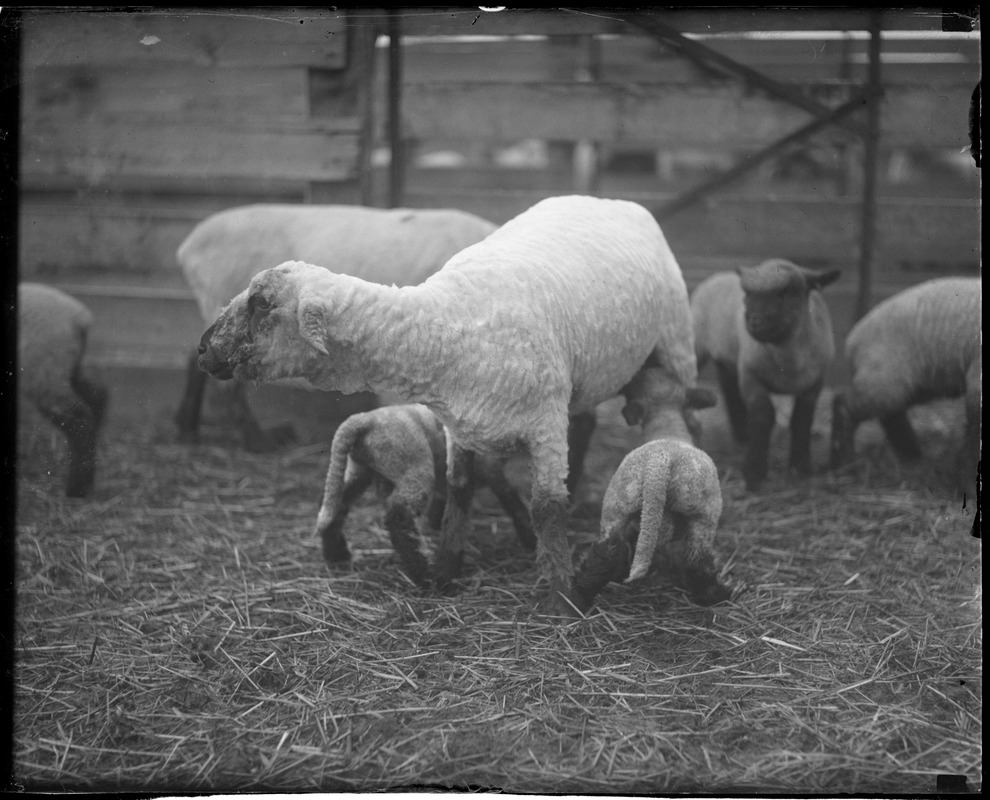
left=654, top=88, right=876, bottom=220
left=623, top=13, right=869, bottom=140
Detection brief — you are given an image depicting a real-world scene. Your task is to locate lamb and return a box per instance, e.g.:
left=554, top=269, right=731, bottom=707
left=17, top=283, right=109, bottom=498
left=174, top=203, right=498, bottom=451
left=830, top=277, right=982, bottom=491
left=573, top=366, right=730, bottom=612
left=691, top=259, right=841, bottom=491
left=197, top=194, right=703, bottom=615
left=315, top=403, right=535, bottom=588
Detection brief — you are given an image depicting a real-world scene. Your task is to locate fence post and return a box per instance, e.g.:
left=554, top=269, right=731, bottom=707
left=855, top=10, right=883, bottom=321
left=387, top=10, right=404, bottom=208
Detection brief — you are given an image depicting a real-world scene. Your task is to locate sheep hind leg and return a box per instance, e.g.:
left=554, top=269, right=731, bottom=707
left=384, top=491, right=433, bottom=590
left=879, top=409, right=922, bottom=462
left=742, top=392, right=775, bottom=491
left=434, top=444, right=476, bottom=593
left=671, top=516, right=731, bottom=606
left=37, top=393, right=99, bottom=498
left=829, top=391, right=858, bottom=470
left=175, top=349, right=208, bottom=443
left=476, top=458, right=535, bottom=550
left=566, top=411, right=597, bottom=498
left=317, top=467, right=373, bottom=565
left=715, top=362, right=748, bottom=442
left=788, top=380, right=822, bottom=478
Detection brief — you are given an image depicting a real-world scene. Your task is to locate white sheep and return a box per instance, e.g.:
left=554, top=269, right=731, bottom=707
left=573, top=366, right=730, bottom=612
left=692, top=259, right=841, bottom=491
left=197, top=195, right=702, bottom=615
left=17, top=283, right=109, bottom=498
left=175, top=203, right=498, bottom=451
left=830, top=276, right=982, bottom=491
left=315, top=403, right=535, bottom=587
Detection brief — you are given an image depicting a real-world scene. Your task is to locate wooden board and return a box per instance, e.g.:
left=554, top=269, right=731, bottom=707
left=22, top=63, right=313, bottom=121
left=21, top=8, right=348, bottom=70
left=21, top=116, right=361, bottom=187
left=387, top=80, right=976, bottom=148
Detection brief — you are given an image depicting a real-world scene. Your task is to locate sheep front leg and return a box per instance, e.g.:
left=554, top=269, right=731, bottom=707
left=742, top=387, right=775, bottom=491
left=476, top=458, right=536, bottom=550
left=829, top=391, right=857, bottom=470
left=175, top=348, right=208, bottom=443
left=434, top=442, right=475, bottom=593
left=788, top=380, right=822, bottom=478
left=384, top=488, right=434, bottom=590
left=879, top=410, right=922, bottom=462
left=566, top=411, right=597, bottom=497
left=220, top=381, right=298, bottom=453
left=528, top=431, right=579, bottom=617
left=716, top=361, right=749, bottom=442
left=36, top=392, right=100, bottom=498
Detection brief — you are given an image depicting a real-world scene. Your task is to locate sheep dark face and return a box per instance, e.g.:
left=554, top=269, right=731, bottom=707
left=198, top=262, right=322, bottom=385
left=739, top=260, right=841, bottom=345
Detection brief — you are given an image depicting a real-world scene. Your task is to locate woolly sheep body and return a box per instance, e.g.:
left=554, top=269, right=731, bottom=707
left=198, top=195, right=700, bottom=614
left=18, top=283, right=109, bottom=497
left=315, top=404, right=535, bottom=587
left=175, top=204, right=498, bottom=450
left=830, top=277, right=982, bottom=489
left=692, top=261, right=840, bottom=491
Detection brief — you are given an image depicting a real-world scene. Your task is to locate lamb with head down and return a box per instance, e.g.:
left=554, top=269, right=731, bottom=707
left=197, top=195, right=705, bottom=616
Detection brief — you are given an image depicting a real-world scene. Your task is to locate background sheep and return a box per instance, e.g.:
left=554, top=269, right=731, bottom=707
left=830, top=276, right=982, bottom=492
left=175, top=203, right=498, bottom=451
left=574, top=366, right=730, bottom=612
left=197, top=195, right=703, bottom=616
left=692, top=259, right=841, bottom=491
left=18, top=283, right=109, bottom=498
left=316, top=403, right=535, bottom=588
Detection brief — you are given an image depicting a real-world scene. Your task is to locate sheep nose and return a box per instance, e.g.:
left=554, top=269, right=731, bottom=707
left=198, top=322, right=217, bottom=355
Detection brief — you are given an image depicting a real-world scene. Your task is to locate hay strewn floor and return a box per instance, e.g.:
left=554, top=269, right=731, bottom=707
left=12, top=394, right=981, bottom=793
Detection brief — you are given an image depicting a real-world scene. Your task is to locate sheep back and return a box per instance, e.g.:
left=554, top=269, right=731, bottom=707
left=845, top=277, right=982, bottom=412
left=18, top=283, right=93, bottom=402
left=418, top=195, right=697, bottom=417
left=179, top=204, right=498, bottom=322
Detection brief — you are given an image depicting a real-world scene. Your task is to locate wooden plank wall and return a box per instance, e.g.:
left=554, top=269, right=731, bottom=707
left=19, top=8, right=372, bottom=283
left=374, top=8, right=981, bottom=284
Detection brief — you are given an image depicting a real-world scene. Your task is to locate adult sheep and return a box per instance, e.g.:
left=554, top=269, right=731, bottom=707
left=197, top=195, right=702, bottom=616
left=18, top=283, right=109, bottom=498
left=175, top=203, right=498, bottom=452
left=692, top=259, right=841, bottom=491
left=830, top=276, right=982, bottom=492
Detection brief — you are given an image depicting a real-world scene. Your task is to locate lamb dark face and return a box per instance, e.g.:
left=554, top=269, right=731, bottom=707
left=739, top=260, right=840, bottom=345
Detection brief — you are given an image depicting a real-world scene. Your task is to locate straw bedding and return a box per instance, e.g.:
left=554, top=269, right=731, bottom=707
left=12, top=391, right=981, bottom=793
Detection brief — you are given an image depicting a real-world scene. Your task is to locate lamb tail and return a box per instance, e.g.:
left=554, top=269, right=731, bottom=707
left=315, top=413, right=372, bottom=526
left=626, top=449, right=671, bottom=582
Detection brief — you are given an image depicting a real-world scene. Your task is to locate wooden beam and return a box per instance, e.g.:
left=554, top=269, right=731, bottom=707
left=388, top=10, right=405, bottom=208
left=856, top=11, right=884, bottom=321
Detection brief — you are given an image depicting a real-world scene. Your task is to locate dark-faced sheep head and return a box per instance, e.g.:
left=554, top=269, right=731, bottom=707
left=738, top=259, right=841, bottom=345
left=619, top=366, right=718, bottom=444
left=198, top=261, right=331, bottom=385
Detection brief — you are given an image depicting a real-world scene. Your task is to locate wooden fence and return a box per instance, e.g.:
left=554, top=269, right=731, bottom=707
left=15, top=7, right=981, bottom=374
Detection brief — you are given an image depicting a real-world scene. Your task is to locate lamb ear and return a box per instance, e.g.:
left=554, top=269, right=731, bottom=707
left=686, top=386, right=718, bottom=410
left=803, top=267, right=842, bottom=291
left=299, top=300, right=330, bottom=356
left=621, top=400, right=645, bottom=426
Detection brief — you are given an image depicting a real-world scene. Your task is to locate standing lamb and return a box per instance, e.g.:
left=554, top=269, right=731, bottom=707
left=830, top=277, right=982, bottom=492
left=197, top=195, right=703, bottom=615
left=573, top=367, right=730, bottom=612
left=316, top=403, right=535, bottom=588
left=17, top=283, right=109, bottom=498
left=175, top=204, right=498, bottom=452
left=692, top=259, right=841, bottom=491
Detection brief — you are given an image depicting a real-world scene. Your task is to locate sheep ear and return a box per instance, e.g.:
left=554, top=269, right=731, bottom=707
left=621, top=401, right=645, bottom=426
left=803, top=267, right=842, bottom=291
left=686, top=386, right=718, bottom=410
left=299, top=300, right=330, bottom=356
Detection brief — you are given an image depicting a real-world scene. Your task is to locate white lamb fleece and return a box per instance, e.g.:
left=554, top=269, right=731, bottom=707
left=843, top=277, right=981, bottom=413
left=179, top=203, right=498, bottom=323
left=18, top=283, right=93, bottom=402
left=199, top=194, right=700, bottom=613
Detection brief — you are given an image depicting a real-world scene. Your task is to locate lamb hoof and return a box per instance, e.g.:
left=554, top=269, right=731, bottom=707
left=322, top=540, right=352, bottom=566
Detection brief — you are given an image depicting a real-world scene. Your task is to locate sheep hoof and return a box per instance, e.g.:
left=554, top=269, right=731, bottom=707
left=322, top=539, right=352, bottom=566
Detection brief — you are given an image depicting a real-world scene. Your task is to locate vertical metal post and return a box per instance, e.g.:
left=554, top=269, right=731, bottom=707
left=855, top=10, right=883, bottom=321
left=387, top=10, right=404, bottom=208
